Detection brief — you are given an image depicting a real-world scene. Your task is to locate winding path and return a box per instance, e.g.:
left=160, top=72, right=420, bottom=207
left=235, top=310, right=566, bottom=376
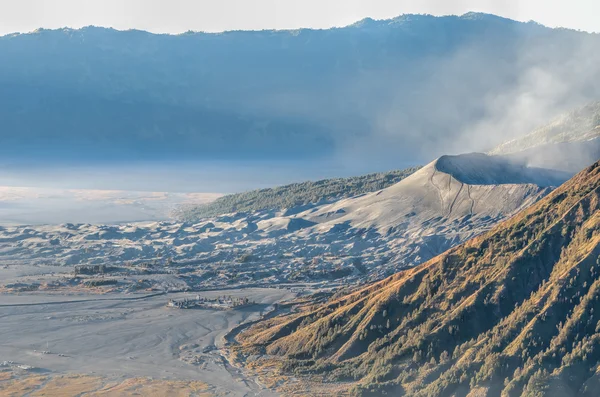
left=430, top=169, right=446, bottom=214
left=446, top=182, right=464, bottom=218
left=466, top=184, right=475, bottom=215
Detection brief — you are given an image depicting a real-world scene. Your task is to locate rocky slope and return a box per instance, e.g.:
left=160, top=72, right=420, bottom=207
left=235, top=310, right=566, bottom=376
left=298, top=153, right=565, bottom=234
left=0, top=154, right=566, bottom=291
left=235, top=160, right=600, bottom=396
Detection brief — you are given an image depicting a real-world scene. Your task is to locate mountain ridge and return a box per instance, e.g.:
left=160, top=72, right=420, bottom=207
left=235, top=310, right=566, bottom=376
left=176, top=166, right=421, bottom=221
left=234, top=159, right=600, bottom=396
left=179, top=153, right=568, bottom=221
left=434, top=153, right=570, bottom=186
left=1, top=12, right=540, bottom=38
left=298, top=153, right=565, bottom=235
left=2, top=13, right=599, bottom=166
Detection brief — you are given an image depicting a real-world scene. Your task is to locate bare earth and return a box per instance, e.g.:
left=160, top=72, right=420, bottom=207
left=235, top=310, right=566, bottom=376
left=0, top=288, right=293, bottom=396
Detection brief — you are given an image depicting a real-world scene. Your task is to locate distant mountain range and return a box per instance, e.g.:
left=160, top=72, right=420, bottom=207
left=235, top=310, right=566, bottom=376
left=2, top=13, right=600, bottom=166
left=235, top=159, right=600, bottom=397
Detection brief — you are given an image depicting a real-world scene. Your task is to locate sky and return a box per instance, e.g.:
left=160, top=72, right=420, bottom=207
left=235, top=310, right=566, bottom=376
left=0, top=0, right=599, bottom=35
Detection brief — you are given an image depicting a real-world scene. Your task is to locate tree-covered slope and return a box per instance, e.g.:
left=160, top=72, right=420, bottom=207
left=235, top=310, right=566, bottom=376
left=176, top=166, right=421, bottom=220
left=2, top=14, right=600, bottom=164
left=236, top=160, right=600, bottom=397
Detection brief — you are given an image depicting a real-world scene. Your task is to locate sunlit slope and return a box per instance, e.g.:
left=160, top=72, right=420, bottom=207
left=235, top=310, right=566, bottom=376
left=238, top=160, right=600, bottom=397
left=300, top=153, right=566, bottom=234
left=177, top=166, right=420, bottom=221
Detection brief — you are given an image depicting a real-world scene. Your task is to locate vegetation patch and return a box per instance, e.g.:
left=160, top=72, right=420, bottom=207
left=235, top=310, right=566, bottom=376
left=176, top=167, right=421, bottom=220
left=235, top=161, right=600, bottom=396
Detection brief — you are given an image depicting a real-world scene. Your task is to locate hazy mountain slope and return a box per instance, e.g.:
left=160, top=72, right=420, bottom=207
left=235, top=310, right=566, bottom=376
left=176, top=166, right=421, bottom=220
left=235, top=160, right=600, bottom=397
left=2, top=14, right=599, bottom=165
left=490, top=102, right=600, bottom=172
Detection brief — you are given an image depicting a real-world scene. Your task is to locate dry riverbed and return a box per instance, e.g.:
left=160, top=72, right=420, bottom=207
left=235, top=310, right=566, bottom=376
left=0, top=288, right=293, bottom=396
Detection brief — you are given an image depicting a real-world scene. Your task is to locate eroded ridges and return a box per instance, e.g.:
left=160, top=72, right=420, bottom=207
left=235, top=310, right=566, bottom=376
left=236, top=161, right=600, bottom=397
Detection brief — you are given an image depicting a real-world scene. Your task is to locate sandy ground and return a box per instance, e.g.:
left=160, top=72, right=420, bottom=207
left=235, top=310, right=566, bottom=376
left=0, top=288, right=293, bottom=396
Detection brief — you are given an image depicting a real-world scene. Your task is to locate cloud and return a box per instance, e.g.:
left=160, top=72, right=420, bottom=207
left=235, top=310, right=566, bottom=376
left=453, top=29, right=600, bottom=155
left=319, top=24, right=600, bottom=169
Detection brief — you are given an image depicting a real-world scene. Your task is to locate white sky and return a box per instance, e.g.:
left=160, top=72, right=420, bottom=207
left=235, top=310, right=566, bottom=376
left=0, top=0, right=598, bottom=35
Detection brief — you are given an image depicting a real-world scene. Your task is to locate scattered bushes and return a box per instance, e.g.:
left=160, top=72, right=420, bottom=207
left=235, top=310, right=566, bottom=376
left=177, top=167, right=421, bottom=220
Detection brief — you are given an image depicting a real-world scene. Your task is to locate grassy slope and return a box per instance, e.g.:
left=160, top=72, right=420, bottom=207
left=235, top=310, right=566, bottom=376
left=177, top=167, right=421, bottom=220
left=237, top=161, right=600, bottom=397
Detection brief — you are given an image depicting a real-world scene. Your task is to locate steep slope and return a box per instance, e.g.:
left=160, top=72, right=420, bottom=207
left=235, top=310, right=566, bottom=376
left=176, top=166, right=421, bottom=220
left=490, top=102, right=600, bottom=172
left=1, top=14, right=599, bottom=164
left=293, top=153, right=564, bottom=235
left=236, top=160, right=600, bottom=397
left=435, top=153, right=571, bottom=186
left=243, top=154, right=565, bottom=278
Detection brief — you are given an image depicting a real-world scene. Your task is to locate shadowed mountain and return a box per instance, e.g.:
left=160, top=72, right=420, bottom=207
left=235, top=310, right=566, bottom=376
left=2, top=14, right=600, bottom=166
left=235, top=159, right=600, bottom=397
left=435, top=153, right=571, bottom=186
